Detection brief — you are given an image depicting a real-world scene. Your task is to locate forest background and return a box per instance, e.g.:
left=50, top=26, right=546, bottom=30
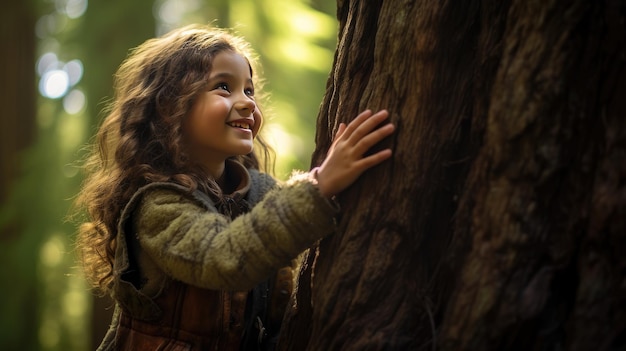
left=0, top=0, right=337, bottom=350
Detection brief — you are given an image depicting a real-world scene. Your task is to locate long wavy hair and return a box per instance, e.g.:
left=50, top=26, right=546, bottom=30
left=74, top=24, right=273, bottom=295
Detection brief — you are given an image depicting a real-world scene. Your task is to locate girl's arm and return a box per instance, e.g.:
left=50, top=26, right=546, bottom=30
left=135, top=109, right=394, bottom=291
left=135, top=179, right=337, bottom=291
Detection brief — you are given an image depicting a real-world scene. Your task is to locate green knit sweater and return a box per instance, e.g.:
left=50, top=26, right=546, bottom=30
left=97, top=163, right=339, bottom=350
left=111, top=163, right=339, bottom=320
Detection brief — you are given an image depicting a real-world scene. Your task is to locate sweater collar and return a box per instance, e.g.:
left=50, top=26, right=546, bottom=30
left=215, top=160, right=252, bottom=219
left=223, top=159, right=251, bottom=198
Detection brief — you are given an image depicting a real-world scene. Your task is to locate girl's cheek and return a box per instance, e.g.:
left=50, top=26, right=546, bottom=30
left=252, top=111, right=263, bottom=137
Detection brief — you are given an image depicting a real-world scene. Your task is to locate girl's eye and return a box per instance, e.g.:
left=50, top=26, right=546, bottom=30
left=215, top=83, right=229, bottom=92
left=245, top=87, right=255, bottom=97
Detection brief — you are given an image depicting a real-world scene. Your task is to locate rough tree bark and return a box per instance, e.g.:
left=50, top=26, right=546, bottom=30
left=278, top=0, right=625, bottom=350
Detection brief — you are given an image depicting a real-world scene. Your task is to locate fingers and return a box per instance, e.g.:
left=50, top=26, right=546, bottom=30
left=355, top=148, right=393, bottom=171
left=345, top=110, right=390, bottom=144
left=354, top=122, right=395, bottom=156
left=334, top=123, right=347, bottom=141
left=334, top=108, right=394, bottom=161
left=339, top=109, right=374, bottom=140
left=316, top=109, right=394, bottom=198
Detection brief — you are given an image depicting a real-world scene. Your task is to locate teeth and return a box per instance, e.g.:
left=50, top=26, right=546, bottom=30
left=229, top=122, right=250, bottom=129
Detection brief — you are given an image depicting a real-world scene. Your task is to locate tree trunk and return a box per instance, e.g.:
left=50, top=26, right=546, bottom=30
left=278, top=1, right=626, bottom=350
left=0, top=2, right=38, bottom=350
left=0, top=2, right=36, bottom=212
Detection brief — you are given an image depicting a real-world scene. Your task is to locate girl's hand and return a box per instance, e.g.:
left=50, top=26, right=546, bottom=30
left=315, top=109, right=395, bottom=198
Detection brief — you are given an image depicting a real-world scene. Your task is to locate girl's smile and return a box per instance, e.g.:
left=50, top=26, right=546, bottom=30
left=227, top=118, right=255, bottom=131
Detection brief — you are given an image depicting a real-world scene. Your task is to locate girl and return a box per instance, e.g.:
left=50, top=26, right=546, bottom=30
left=74, top=24, right=394, bottom=351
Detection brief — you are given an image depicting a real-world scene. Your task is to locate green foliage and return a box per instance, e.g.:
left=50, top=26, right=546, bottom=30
left=0, top=0, right=337, bottom=350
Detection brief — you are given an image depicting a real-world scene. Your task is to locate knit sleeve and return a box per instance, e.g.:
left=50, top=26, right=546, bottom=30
left=134, top=177, right=338, bottom=291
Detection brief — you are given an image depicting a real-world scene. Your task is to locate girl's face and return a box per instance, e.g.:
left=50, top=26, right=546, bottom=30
left=183, top=50, right=262, bottom=171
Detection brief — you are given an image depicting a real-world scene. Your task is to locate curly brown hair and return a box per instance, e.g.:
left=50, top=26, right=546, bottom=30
left=74, top=24, right=273, bottom=295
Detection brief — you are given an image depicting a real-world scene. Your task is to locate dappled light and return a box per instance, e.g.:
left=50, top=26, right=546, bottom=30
left=39, top=69, right=69, bottom=99
left=37, top=54, right=84, bottom=115
left=40, top=234, right=65, bottom=267
left=289, top=10, right=336, bottom=38
left=266, top=37, right=334, bottom=72
left=62, top=89, right=86, bottom=115
left=264, top=122, right=307, bottom=179
left=38, top=233, right=90, bottom=350
left=55, top=0, right=88, bottom=19
left=155, top=0, right=201, bottom=27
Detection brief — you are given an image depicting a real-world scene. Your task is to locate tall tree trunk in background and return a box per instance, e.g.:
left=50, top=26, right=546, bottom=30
left=0, top=1, right=37, bottom=350
left=0, top=2, right=36, bottom=218
left=278, top=1, right=625, bottom=350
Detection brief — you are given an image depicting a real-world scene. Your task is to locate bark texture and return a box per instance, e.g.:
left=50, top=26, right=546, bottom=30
left=278, top=0, right=626, bottom=350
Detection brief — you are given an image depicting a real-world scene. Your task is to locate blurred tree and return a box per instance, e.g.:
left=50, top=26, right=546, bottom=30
left=279, top=0, right=626, bottom=350
left=70, top=0, right=156, bottom=127
left=0, top=1, right=38, bottom=350
left=0, top=2, right=36, bottom=199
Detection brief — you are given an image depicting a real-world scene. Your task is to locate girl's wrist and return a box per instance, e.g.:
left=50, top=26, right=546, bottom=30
left=309, top=167, right=333, bottom=198
left=309, top=167, right=340, bottom=212
left=308, top=167, right=320, bottom=186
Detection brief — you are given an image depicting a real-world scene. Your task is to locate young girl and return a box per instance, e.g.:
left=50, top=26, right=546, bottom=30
left=75, top=24, right=394, bottom=351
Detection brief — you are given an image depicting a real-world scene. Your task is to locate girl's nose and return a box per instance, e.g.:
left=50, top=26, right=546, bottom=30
left=235, top=96, right=256, bottom=115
